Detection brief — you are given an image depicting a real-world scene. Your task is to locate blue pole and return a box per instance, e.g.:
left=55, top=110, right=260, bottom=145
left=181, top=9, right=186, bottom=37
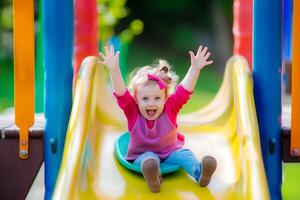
left=253, top=0, right=282, bottom=200
left=43, top=0, right=73, bottom=199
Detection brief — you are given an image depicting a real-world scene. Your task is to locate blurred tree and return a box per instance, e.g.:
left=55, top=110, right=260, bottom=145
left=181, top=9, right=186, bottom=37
left=0, top=0, right=13, bottom=112
left=120, top=0, right=233, bottom=73
left=0, top=0, right=13, bottom=59
left=97, top=0, right=143, bottom=48
left=0, top=4, right=13, bottom=30
left=0, top=0, right=39, bottom=59
left=97, top=0, right=143, bottom=78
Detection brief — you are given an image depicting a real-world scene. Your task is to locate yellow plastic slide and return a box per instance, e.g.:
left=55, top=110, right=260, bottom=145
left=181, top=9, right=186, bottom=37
left=53, top=56, right=270, bottom=200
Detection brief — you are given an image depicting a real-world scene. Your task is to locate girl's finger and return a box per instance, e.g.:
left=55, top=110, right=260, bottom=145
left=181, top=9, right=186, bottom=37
left=189, top=51, right=195, bottom=60
left=200, top=47, right=208, bottom=56
left=110, top=45, right=114, bottom=57
left=98, top=61, right=105, bottom=65
left=116, top=51, right=120, bottom=59
left=204, top=52, right=211, bottom=60
left=105, top=46, right=109, bottom=56
left=196, top=45, right=203, bottom=56
left=99, top=52, right=106, bottom=60
left=206, top=60, right=213, bottom=65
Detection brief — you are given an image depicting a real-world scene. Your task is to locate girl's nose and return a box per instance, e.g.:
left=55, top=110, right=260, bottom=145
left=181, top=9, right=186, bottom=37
left=148, top=100, right=156, bottom=107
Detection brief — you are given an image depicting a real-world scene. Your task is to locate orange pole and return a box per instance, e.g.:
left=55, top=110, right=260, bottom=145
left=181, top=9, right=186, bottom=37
left=291, top=0, right=300, bottom=157
left=13, top=0, right=35, bottom=159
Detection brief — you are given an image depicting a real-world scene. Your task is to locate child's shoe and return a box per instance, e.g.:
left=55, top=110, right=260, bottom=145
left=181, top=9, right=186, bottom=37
left=199, top=156, right=217, bottom=187
left=141, top=158, right=161, bottom=193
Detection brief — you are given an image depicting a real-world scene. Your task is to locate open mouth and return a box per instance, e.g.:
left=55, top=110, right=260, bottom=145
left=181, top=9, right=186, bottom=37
left=146, top=109, right=157, bottom=116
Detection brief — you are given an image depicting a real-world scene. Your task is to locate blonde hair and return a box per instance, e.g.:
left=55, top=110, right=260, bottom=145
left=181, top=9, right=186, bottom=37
left=128, top=59, right=179, bottom=96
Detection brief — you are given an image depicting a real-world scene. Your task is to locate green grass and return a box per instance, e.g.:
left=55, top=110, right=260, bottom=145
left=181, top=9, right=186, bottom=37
left=180, top=91, right=216, bottom=114
left=282, top=163, right=300, bottom=200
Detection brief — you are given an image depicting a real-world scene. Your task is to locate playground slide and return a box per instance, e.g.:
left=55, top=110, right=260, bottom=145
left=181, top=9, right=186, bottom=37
left=53, top=56, right=270, bottom=200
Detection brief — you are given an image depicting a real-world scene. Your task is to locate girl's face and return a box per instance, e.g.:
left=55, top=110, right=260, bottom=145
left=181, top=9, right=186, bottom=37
left=135, top=83, right=166, bottom=120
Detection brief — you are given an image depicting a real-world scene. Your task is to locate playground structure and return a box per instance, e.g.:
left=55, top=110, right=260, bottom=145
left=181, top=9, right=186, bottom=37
left=0, top=0, right=299, bottom=199
left=52, top=54, right=270, bottom=199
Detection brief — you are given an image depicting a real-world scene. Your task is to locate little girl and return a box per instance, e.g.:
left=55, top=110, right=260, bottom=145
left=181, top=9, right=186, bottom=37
left=99, top=45, right=217, bottom=193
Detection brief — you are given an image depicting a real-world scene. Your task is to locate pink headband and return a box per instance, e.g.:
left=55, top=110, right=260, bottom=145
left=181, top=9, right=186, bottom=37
left=147, top=74, right=166, bottom=90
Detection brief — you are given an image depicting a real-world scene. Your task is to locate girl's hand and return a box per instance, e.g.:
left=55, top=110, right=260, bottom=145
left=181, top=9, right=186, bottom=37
left=99, top=45, right=120, bottom=71
left=189, top=45, right=213, bottom=70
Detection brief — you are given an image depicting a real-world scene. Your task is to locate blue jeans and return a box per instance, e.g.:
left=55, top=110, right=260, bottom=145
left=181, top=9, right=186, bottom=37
left=133, top=148, right=202, bottom=182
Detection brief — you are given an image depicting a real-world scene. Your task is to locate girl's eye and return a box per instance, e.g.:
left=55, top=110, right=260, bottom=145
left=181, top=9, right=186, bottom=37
left=142, top=97, right=148, bottom=101
left=155, top=97, right=161, bottom=101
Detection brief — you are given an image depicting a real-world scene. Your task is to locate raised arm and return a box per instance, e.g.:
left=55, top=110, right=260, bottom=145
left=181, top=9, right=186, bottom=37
left=99, top=45, right=126, bottom=96
left=181, top=45, right=213, bottom=92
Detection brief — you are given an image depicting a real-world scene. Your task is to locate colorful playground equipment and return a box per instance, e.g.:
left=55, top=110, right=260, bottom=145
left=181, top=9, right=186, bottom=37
left=0, top=0, right=299, bottom=199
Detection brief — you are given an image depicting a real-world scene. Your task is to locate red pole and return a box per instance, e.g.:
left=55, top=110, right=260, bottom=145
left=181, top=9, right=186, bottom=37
left=73, top=0, right=98, bottom=88
left=233, top=0, right=253, bottom=69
